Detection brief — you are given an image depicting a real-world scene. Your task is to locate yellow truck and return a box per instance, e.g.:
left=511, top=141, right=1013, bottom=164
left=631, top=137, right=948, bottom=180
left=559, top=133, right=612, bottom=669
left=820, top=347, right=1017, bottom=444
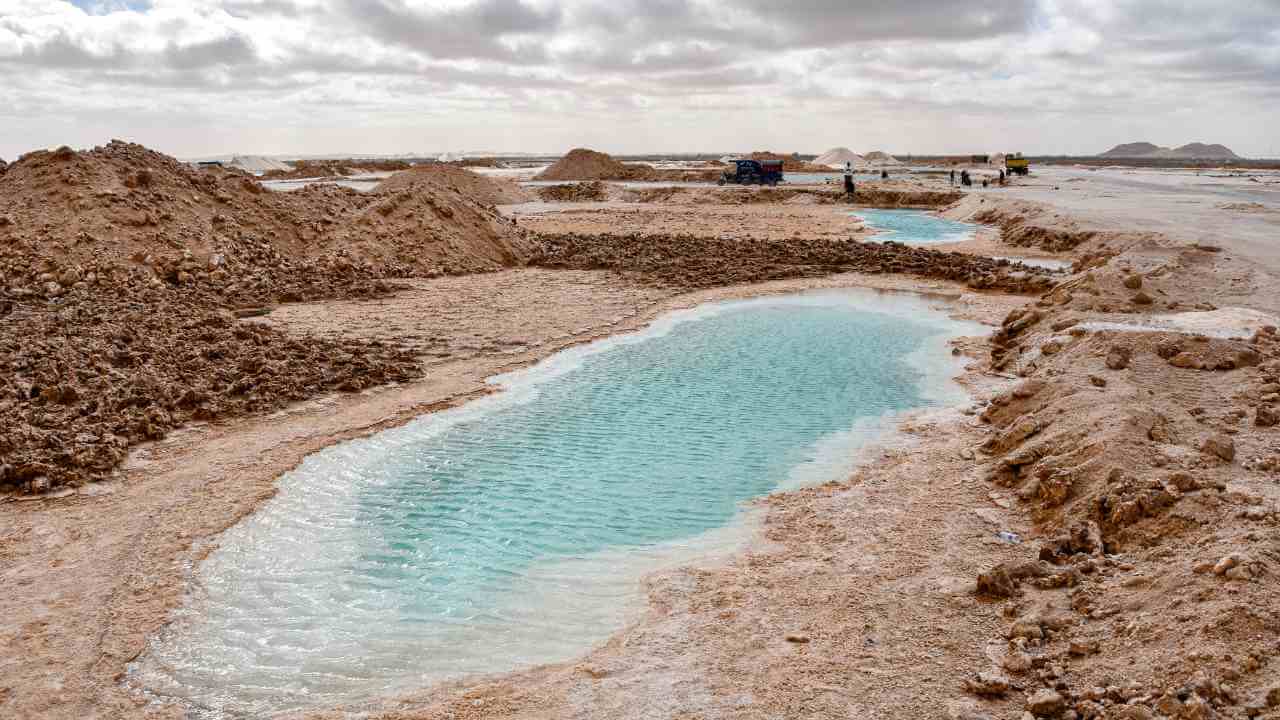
left=1005, top=153, right=1030, bottom=176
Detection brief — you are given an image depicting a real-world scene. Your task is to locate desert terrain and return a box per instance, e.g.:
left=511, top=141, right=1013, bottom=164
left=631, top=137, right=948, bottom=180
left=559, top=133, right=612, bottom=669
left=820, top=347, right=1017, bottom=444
left=2, top=145, right=1279, bottom=720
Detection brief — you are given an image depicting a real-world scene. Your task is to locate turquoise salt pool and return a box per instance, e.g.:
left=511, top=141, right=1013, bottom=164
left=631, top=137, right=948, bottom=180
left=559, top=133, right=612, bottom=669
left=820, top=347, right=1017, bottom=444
left=852, top=208, right=976, bottom=245
left=131, top=289, right=977, bottom=717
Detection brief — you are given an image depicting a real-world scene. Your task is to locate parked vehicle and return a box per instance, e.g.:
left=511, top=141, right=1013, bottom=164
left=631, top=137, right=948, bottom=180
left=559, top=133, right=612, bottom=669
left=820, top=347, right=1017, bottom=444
left=1005, top=153, right=1030, bottom=176
left=718, top=159, right=784, bottom=186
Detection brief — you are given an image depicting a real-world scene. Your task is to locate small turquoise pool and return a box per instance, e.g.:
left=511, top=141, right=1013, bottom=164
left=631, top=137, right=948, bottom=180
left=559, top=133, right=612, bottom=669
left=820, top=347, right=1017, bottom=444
left=132, top=289, right=977, bottom=717
left=851, top=208, right=976, bottom=245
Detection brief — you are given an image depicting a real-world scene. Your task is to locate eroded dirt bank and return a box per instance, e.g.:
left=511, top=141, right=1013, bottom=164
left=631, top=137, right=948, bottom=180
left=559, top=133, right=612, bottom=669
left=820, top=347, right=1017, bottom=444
left=3, top=155, right=1279, bottom=719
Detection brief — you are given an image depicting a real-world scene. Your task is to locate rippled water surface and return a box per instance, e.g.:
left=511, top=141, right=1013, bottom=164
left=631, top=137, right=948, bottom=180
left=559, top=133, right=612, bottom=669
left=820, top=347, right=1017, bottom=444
left=132, top=289, right=974, bottom=717
left=852, top=208, right=975, bottom=245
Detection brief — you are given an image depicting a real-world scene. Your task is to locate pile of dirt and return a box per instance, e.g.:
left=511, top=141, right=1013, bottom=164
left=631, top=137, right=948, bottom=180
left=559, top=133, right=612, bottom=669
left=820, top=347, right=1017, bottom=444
left=813, top=147, right=864, bottom=168
left=971, top=206, right=1098, bottom=252
left=535, top=182, right=608, bottom=202
left=528, top=232, right=1057, bottom=293
left=537, top=149, right=658, bottom=182
left=225, top=155, right=292, bottom=175
left=0, top=141, right=537, bottom=492
left=0, top=141, right=535, bottom=304
left=260, top=158, right=412, bottom=180
left=956, top=237, right=1280, bottom=719
left=376, top=164, right=532, bottom=206
left=864, top=150, right=902, bottom=166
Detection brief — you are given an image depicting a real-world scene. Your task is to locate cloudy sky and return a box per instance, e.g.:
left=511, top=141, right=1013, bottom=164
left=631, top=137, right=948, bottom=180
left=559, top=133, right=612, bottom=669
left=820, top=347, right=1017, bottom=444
left=1, top=0, right=1277, bottom=159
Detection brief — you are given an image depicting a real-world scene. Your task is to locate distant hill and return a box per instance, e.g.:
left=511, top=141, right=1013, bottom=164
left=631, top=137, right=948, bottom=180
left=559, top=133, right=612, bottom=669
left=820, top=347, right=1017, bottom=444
left=1099, top=142, right=1240, bottom=159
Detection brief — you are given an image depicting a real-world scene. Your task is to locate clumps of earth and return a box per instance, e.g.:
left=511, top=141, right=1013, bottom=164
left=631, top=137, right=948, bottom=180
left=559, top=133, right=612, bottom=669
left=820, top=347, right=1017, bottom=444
left=0, top=141, right=539, bottom=493
left=536, top=182, right=609, bottom=202
left=953, top=237, right=1280, bottom=719
left=527, top=231, right=1060, bottom=293
left=536, top=148, right=720, bottom=182
left=258, top=157, right=411, bottom=180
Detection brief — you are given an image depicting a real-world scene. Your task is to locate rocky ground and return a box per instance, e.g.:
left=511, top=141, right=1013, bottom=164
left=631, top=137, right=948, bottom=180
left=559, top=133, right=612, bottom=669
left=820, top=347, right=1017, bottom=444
left=528, top=231, right=1059, bottom=293
left=259, top=158, right=412, bottom=180
left=527, top=181, right=964, bottom=207
left=0, top=142, right=536, bottom=493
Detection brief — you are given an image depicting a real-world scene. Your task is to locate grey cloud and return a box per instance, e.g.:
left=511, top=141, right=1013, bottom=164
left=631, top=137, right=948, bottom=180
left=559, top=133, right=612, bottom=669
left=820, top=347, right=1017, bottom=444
left=9, top=32, right=128, bottom=69
left=339, top=0, right=561, bottom=61
left=733, top=0, right=1036, bottom=46
left=1, top=0, right=1278, bottom=158
left=164, top=33, right=257, bottom=70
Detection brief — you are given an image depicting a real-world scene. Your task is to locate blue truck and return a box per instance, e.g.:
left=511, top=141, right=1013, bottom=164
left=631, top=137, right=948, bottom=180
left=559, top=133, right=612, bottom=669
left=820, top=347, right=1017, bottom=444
left=718, top=159, right=784, bottom=186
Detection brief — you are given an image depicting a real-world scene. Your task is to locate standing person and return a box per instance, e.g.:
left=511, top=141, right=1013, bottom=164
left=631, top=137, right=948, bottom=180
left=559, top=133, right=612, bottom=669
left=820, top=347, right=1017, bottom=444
left=999, top=169, right=1006, bottom=185
left=844, top=161, right=855, bottom=195
left=950, top=169, right=956, bottom=186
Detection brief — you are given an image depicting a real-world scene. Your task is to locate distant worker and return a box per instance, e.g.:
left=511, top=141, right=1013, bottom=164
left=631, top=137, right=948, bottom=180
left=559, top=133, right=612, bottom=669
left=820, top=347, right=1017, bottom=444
left=999, top=169, right=1006, bottom=185
left=881, top=169, right=889, bottom=180
left=949, top=169, right=956, bottom=186
left=960, top=170, right=972, bottom=187
left=982, top=178, right=989, bottom=188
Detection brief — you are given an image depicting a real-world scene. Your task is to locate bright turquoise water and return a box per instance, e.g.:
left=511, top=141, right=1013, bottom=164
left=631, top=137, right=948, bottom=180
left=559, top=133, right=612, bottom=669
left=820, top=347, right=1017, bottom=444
left=132, top=289, right=973, bottom=718
left=852, top=208, right=975, bottom=245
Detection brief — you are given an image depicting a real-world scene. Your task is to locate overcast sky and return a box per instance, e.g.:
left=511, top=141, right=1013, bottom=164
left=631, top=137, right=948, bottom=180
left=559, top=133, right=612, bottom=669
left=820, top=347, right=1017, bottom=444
left=1, top=0, right=1277, bottom=159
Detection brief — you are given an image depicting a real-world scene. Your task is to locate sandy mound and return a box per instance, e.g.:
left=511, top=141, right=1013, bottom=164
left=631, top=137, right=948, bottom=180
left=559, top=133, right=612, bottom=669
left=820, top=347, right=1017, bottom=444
left=537, top=148, right=658, bottom=182
left=0, top=141, right=534, bottom=297
left=863, top=151, right=902, bottom=166
left=814, top=147, right=864, bottom=168
left=260, top=158, right=411, bottom=180
left=377, top=164, right=532, bottom=205
left=225, top=155, right=292, bottom=175
left=0, top=140, right=539, bottom=493
left=536, top=182, right=609, bottom=202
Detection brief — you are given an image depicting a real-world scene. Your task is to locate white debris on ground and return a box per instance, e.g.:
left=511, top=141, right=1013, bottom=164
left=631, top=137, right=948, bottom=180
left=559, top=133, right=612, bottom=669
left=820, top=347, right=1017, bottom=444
left=1079, top=307, right=1280, bottom=338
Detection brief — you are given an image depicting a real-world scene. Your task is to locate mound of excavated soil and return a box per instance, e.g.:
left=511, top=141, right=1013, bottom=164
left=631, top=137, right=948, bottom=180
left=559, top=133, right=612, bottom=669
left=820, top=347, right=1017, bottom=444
left=536, top=182, right=609, bottom=202
left=0, top=141, right=538, bottom=493
left=260, top=158, right=411, bottom=180
left=536, top=148, right=659, bottom=182
left=377, top=164, right=531, bottom=206
left=968, top=254, right=1280, bottom=719
left=0, top=141, right=535, bottom=304
left=528, top=232, right=1056, bottom=293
